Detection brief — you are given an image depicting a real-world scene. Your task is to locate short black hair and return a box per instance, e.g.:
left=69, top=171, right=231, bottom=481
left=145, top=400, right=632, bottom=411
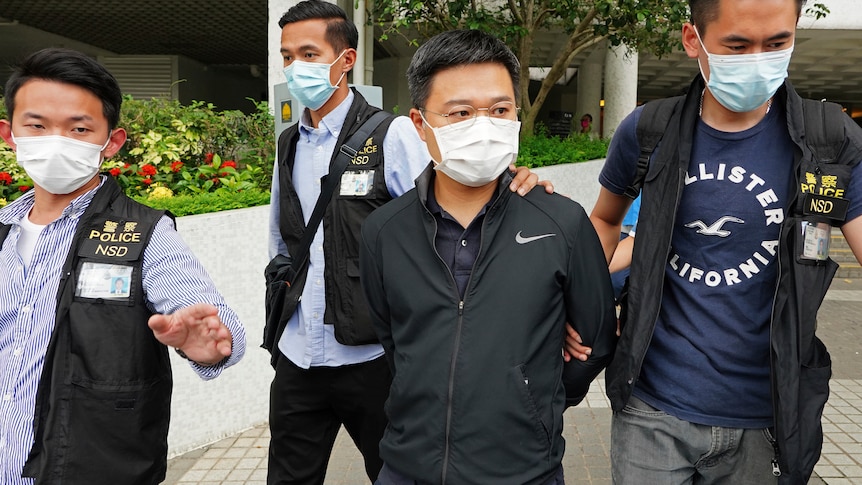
left=4, top=47, right=123, bottom=129
left=278, top=0, right=358, bottom=52
left=407, top=29, right=520, bottom=109
left=581, top=113, right=593, bottom=121
left=690, top=0, right=806, bottom=34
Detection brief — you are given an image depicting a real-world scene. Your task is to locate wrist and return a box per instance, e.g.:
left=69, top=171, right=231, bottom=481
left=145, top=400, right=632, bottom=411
left=174, top=347, right=223, bottom=367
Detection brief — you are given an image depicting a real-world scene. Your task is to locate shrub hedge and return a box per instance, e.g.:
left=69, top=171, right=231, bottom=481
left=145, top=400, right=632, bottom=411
left=0, top=97, right=608, bottom=214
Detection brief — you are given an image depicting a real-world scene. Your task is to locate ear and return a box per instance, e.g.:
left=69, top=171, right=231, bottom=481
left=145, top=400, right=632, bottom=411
left=409, top=108, right=427, bottom=142
left=340, top=48, right=357, bottom=74
left=682, top=22, right=702, bottom=59
left=102, top=128, right=127, bottom=159
left=0, top=120, right=14, bottom=149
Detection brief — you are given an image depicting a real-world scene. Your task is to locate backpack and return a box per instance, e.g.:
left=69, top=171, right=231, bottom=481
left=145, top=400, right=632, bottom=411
left=624, top=96, right=848, bottom=199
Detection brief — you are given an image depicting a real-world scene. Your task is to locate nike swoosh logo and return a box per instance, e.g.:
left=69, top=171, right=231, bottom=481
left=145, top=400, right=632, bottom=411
left=515, top=231, right=556, bottom=244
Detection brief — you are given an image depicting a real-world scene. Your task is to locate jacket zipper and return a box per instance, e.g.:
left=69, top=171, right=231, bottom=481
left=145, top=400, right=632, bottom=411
left=441, top=300, right=464, bottom=484
left=428, top=188, right=504, bottom=484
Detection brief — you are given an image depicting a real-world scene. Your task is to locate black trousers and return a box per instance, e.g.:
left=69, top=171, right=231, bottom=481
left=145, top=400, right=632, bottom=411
left=268, top=353, right=392, bottom=485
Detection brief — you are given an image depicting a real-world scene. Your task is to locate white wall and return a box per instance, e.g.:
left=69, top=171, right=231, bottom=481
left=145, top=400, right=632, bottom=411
left=167, top=205, right=273, bottom=457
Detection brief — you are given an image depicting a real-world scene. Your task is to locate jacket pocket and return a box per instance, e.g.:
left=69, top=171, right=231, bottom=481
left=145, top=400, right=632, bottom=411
left=509, top=364, right=551, bottom=448
left=63, top=377, right=171, bottom=485
left=797, top=340, right=832, bottom=478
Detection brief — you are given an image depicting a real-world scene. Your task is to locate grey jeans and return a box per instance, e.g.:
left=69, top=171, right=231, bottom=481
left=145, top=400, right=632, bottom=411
left=611, top=396, right=779, bottom=485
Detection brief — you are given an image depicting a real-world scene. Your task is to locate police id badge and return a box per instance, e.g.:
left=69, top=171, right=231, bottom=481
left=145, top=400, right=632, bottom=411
left=340, top=170, right=374, bottom=197
left=76, top=262, right=134, bottom=299
left=799, top=221, right=831, bottom=262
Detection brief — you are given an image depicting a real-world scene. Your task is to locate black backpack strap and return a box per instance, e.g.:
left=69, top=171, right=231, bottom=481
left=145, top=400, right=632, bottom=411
left=625, top=97, right=683, bottom=199
left=801, top=98, right=846, bottom=165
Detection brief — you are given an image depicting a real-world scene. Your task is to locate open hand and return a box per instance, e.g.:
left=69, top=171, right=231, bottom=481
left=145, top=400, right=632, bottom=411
left=149, top=303, right=232, bottom=366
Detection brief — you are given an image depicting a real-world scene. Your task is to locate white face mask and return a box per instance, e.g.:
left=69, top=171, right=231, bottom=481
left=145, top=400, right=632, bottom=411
left=426, top=116, right=521, bottom=187
left=12, top=133, right=110, bottom=195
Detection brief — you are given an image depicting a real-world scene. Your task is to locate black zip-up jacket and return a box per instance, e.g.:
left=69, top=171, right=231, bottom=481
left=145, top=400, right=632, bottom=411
left=20, top=178, right=171, bottom=484
left=608, top=76, right=862, bottom=483
left=360, top=166, right=617, bottom=484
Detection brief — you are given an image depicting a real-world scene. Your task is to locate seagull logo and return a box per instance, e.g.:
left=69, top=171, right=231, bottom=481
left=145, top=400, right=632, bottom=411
left=515, top=231, right=556, bottom=244
left=684, top=216, right=745, bottom=237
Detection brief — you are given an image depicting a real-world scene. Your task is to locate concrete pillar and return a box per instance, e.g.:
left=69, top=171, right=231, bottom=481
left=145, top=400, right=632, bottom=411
left=603, top=44, right=639, bottom=138
left=354, top=0, right=366, bottom=85
left=576, top=53, right=603, bottom=134
left=268, top=0, right=302, bottom=106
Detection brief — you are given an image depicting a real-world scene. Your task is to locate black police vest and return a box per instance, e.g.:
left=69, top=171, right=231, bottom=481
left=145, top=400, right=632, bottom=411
left=607, top=77, right=862, bottom=483
left=20, top=177, right=172, bottom=485
left=276, top=90, right=395, bottom=345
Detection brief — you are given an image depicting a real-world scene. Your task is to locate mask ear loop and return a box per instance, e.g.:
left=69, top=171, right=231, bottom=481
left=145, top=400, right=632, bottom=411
left=330, top=50, right=349, bottom=88
left=100, top=131, right=113, bottom=150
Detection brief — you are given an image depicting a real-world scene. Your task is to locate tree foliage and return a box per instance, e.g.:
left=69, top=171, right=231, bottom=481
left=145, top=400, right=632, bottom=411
left=373, top=0, right=690, bottom=136
left=373, top=0, right=830, bottom=137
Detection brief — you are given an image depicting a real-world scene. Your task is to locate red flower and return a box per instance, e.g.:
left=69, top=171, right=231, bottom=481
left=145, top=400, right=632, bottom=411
left=19, top=185, right=30, bottom=192
left=219, top=160, right=237, bottom=176
left=143, top=178, right=153, bottom=185
left=0, top=172, right=12, bottom=185
left=204, top=152, right=215, bottom=164
left=109, top=167, right=121, bottom=177
left=170, top=161, right=184, bottom=173
left=139, top=164, right=157, bottom=176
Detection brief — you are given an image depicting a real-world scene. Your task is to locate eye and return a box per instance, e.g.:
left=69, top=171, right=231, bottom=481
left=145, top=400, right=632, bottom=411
left=447, top=106, right=474, bottom=120
left=491, top=105, right=511, bottom=117
left=72, top=127, right=89, bottom=134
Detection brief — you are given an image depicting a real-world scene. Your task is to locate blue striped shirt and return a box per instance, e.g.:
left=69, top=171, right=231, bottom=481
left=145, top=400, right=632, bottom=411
left=0, top=177, right=246, bottom=485
left=268, top=91, right=430, bottom=368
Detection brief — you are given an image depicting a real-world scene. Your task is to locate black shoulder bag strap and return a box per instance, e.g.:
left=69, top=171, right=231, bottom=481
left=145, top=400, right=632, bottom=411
left=288, top=110, right=392, bottom=275
left=625, top=97, right=683, bottom=199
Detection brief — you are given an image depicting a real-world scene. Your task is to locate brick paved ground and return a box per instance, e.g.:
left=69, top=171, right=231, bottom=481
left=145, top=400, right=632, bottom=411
left=165, top=279, right=862, bottom=485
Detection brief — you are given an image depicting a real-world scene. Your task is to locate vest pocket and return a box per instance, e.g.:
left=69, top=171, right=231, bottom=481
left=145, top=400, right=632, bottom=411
left=63, top=377, right=171, bottom=485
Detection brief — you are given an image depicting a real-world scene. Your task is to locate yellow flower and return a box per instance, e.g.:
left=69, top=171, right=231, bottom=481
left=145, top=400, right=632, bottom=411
left=0, top=198, right=6, bottom=208
left=148, top=186, right=174, bottom=199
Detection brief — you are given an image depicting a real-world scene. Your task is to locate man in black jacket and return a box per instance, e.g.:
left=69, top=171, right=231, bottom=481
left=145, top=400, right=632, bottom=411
left=584, top=0, right=862, bottom=483
left=266, top=2, right=548, bottom=484
left=360, top=29, right=617, bottom=484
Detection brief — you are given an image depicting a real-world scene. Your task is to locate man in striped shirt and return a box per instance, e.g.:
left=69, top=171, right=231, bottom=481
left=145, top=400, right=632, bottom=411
left=0, top=48, right=246, bottom=485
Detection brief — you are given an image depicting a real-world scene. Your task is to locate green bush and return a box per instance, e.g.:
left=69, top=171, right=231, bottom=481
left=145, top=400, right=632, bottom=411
left=517, top=125, right=610, bottom=168
left=1, top=98, right=611, bottom=213
left=133, top=189, right=271, bottom=217
left=0, top=96, right=275, bottom=213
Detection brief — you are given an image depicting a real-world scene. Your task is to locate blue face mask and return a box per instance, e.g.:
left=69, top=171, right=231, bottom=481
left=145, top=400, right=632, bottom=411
left=283, top=50, right=347, bottom=111
left=695, top=27, right=793, bottom=113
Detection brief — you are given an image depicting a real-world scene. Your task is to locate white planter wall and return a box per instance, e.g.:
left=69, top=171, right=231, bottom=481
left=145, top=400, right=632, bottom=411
left=167, top=205, right=273, bottom=457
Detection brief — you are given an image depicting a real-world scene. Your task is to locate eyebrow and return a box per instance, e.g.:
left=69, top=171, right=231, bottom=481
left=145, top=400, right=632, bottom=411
left=443, top=95, right=514, bottom=107
left=719, top=30, right=794, bottom=44
left=18, top=112, right=97, bottom=125
left=280, top=44, right=321, bottom=55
